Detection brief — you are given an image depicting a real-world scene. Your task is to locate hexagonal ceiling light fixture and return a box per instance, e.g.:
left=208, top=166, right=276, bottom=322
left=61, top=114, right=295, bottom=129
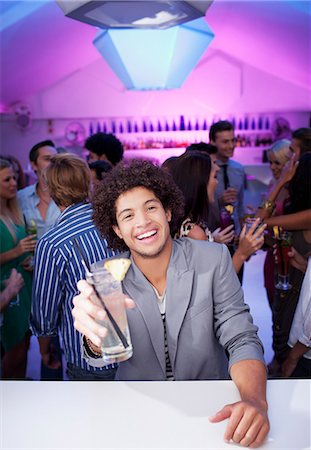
left=93, top=17, right=214, bottom=90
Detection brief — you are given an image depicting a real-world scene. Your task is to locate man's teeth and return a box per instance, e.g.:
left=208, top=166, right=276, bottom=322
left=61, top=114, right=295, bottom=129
left=137, top=230, right=157, bottom=240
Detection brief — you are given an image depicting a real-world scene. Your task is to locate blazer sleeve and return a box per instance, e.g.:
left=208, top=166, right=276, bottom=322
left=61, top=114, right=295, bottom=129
left=213, top=244, right=265, bottom=369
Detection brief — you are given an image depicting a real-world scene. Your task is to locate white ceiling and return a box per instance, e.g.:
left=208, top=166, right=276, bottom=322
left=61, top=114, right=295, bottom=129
left=1, top=0, right=310, bottom=112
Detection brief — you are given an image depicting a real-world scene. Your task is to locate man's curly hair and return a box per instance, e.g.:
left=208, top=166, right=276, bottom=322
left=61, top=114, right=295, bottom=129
left=92, top=159, right=185, bottom=251
left=84, top=133, right=123, bottom=166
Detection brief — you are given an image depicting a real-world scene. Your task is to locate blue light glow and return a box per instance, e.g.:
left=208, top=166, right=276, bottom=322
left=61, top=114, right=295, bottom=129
left=93, top=17, right=214, bottom=90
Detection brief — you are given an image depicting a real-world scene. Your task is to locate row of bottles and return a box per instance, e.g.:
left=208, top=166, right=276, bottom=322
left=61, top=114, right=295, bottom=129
left=88, top=114, right=271, bottom=136
left=121, top=134, right=273, bottom=150
left=235, top=133, right=273, bottom=148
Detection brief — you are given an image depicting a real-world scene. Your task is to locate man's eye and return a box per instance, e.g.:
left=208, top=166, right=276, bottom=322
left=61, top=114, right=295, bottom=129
left=148, top=206, right=156, bottom=211
left=123, top=214, right=133, bottom=220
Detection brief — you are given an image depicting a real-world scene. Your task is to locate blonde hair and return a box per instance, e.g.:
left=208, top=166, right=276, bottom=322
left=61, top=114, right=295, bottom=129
left=45, top=154, right=91, bottom=207
left=0, top=158, right=23, bottom=241
left=267, top=139, right=291, bottom=167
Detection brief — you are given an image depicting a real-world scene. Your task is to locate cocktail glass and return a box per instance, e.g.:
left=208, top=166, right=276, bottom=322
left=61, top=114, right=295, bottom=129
left=275, top=231, right=292, bottom=291
left=86, top=266, right=133, bottom=364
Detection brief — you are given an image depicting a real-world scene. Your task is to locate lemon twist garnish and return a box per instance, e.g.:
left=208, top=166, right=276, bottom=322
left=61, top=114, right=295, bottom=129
left=225, top=205, right=234, bottom=215
left=104, top=258, right=131, bottom=281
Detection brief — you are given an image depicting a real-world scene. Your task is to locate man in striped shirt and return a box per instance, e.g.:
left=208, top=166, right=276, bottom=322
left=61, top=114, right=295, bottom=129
left=30, top=154, right=117, bottom=380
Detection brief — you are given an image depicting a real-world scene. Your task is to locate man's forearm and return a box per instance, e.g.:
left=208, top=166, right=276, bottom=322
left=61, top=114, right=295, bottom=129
left=230, top=359, right=268, bottom=410
left=38, top=336, right=52, bottom=356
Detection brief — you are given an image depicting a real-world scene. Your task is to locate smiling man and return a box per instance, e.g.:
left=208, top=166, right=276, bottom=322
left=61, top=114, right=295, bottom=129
left=72, top=160, right=269, bottom=448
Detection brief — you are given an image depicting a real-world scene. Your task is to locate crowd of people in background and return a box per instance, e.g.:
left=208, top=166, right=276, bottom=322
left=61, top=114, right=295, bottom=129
left=0, top=122, right=310, bottom=384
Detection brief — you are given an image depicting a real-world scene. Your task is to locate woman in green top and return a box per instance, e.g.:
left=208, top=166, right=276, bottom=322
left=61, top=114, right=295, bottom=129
left=0, top=158, right=36, bottom=379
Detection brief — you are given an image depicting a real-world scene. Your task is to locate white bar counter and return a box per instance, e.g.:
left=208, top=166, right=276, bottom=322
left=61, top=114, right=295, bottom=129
left=1, top=379, right=310, bottom=449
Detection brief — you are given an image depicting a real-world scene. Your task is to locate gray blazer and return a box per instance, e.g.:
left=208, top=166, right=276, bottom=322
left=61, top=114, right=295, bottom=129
left=114, top=238, right=264, bottom=381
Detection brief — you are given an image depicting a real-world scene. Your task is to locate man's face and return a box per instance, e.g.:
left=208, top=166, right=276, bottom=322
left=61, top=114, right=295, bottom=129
left=211, top=130, right=235, bottom=162
left=289, top=138, right=301, bottom=160
left=87, top=151, right=99, bottom=164
left=87, top=151, right=110, bottom=165
left=113, top=186, right=172, bottom=260
left=32, top=146, right=57, bottom=178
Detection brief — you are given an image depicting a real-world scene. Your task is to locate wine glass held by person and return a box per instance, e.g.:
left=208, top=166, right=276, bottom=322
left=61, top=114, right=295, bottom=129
left=0, top=158, right=35, bottom=379
left=256, top=140, right=292, bottom=308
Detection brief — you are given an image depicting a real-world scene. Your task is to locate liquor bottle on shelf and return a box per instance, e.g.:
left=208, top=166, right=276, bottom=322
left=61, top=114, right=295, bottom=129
left=258, top=116, right=263, bottom=130
left=142, top=121, right=147, bottom=132
left=202, top=119, right=207, bottom=131
left=96, top=122, right=101, bottom=133
left=265, top=117, right=270, bottom=130
left=119, top=122, right=124, bottom=134
left=165, top=121, right=170, bottom=132
left=179, top=115, right=185, bottom=131
left=157, top=120, right=162, bottom=132
left=111, top=121, right=116, bottom=134
left=195, top=119, right=199, bottom=131
left=134, top=122, right=139, bottom=133
left=187, top=120, right=192, bottom=131
left=127, top=120, right=132, bottom=133
left=89, top=122, right=94, bottom=136
left=103, top=122, right=107, bottom=133
left=172, top=121, right=177, bottom=131
left=244, top=117, right=249, bottom=130
left=251, top=118, right=256, bottom=130
left=238, top=119, right=243, bottom=130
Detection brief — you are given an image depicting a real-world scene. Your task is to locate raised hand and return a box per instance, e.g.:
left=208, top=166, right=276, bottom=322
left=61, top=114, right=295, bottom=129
left=72, top=280, right=135, bottom=349
left=16, top=235, right=37, bottom=256
left=212, top=225, right=235, bottom=244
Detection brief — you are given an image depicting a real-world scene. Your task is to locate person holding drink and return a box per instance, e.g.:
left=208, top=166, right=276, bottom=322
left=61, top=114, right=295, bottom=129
left=167, top=152, right=265, bottom=274
left=30, top=154, right=117, bottom=380
left=72, top=160, right=270, bottom=448
left=0, top=158, right=35, bottom=379
left=258, top=153, right=311, bottom=375
left=209, top=121, right=246, bottom=283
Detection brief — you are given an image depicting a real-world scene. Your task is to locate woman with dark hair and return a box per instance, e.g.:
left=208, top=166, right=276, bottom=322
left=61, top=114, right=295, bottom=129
left=168, top=152, right=266, bottom=274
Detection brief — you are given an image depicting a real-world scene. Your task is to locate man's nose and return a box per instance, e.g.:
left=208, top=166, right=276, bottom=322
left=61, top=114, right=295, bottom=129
left=135, top=210, right=151, bottom=227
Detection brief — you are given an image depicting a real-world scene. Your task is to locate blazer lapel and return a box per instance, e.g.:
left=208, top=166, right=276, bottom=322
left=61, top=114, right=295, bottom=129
left=166, top=266, right=194, bottom=368
left=166, top=241, right=194, bottom=368
left=122, top=262, right=166, bottom=377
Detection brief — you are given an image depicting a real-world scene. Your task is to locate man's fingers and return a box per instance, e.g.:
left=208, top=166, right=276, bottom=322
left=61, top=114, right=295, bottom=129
left=209, top=405, right=232, bottom=423
left=223, top=406, right=245, bottom=442
left=249, top=422, right=270, bottom=448
left=73, top=318, right=107, bottom=348
left=77, top=279, right=94, bottom=296
left=232, top=410, right=257, bottom=445
left=125, top=298, right=135, bottom=309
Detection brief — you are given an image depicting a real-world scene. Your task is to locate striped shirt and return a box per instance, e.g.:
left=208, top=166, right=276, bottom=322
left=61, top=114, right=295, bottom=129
left=153, top=288, right=174, bottom=381
left=30, top=202, right=117, bottom=372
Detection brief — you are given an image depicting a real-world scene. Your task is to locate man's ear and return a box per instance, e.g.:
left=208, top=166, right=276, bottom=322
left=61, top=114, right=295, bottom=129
left=30, top=161, right=37, bottom=174
left=113, top=224, right=123, bottom=240
left=166, top=210, right=172, bottom=223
